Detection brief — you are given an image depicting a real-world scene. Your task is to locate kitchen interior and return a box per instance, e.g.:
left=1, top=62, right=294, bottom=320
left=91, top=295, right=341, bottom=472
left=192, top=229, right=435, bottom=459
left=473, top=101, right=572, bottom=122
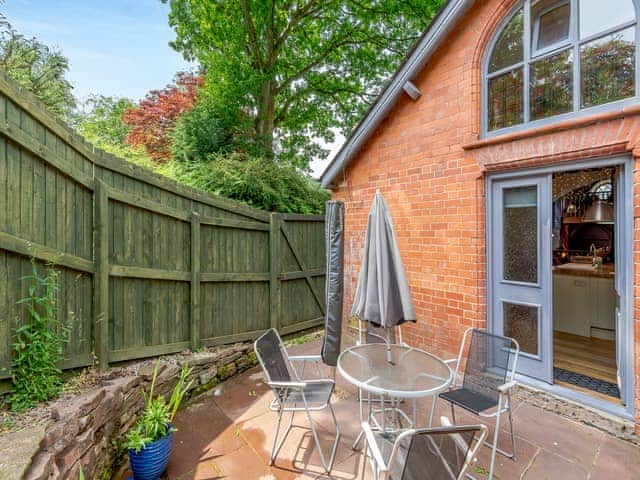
left=552, top=167, right=619, bottom=403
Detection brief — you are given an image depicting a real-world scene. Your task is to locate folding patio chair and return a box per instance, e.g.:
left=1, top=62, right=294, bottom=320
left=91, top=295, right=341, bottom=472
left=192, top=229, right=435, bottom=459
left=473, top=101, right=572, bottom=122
left=438, top=328, right=520, bottom=480
left=254, top=328, right=341, bottom=473
left=361, top=417, right=488, bottom=480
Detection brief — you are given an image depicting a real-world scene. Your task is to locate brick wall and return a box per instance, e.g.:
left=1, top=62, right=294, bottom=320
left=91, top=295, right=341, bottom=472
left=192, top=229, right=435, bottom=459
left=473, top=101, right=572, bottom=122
left=331, top=0, right=640, bottom=427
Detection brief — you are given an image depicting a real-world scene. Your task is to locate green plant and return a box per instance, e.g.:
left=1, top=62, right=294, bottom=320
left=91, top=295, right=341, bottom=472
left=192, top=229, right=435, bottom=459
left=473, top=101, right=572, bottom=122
left=164, top=153, right=330, bottom=214
left=124, top=361, right=193, bottom=453
left=10, top=256, right=70, bottom=411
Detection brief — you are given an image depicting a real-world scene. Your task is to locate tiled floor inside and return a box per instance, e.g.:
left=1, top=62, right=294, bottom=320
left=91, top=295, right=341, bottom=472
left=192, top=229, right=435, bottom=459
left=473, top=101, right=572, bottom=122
left=121, top=339, right=640, bottom=479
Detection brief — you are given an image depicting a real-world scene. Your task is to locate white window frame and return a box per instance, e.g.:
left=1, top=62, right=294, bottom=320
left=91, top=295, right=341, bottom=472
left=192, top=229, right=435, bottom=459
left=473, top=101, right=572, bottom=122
left=532, top=0, right=572, bottom=57
left=483, top=0, right=640, bottom=138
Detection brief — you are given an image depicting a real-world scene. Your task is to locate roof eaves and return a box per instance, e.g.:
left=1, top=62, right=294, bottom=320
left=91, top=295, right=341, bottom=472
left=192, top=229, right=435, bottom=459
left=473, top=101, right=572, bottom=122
left=320, top=0, right=474, bottom=189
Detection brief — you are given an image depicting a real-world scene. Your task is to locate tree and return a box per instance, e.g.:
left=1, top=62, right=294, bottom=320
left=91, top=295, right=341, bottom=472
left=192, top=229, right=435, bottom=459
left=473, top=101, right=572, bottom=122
left=123, top=72, right=202, bottom=162
left=170, top=82, right=255, bottom=162
left=74, top=95, right=152, bottom=165
left=0, top=21, right=75, bottom=117
left=164, top=0, right=444, bottom=168
left=76, top=95, right=135, bottom=147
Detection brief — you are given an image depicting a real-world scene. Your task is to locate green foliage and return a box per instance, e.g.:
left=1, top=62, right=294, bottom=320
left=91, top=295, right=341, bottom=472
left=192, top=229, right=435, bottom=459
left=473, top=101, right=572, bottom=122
left=10, top=257, right=70, bottom=411
left=170, top=74, right=267, bottom=162
left=165, top=154, right=330, bottom=214
left=124, top=361, right=193, bottom=453
left=75, top=95, right=134, bottom=147
left=0, top=20, right=75, bottom=117
left=165, top=0, right=445, bottom=168
left=73, top=95, right=153, bottom=166
left=169, top=88, right=244, bottom=162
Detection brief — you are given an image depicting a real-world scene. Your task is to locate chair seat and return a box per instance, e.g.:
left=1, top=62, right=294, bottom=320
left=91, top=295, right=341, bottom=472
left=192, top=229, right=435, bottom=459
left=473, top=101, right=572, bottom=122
left=281, top=380, right=334, bottom=408
left=439, top=387, right=498, bottom=415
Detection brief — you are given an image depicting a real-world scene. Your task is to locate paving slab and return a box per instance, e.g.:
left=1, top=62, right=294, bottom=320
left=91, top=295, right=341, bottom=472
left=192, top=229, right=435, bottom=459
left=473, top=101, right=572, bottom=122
left=0, top=425, right=46, bottom=480
left=523, top=449, right=589, bottom=480
left=166, top=399, right=240, bottom=479
left=590, top=434, right=640, bottom=480
left=512, top=402, right=606, bottom=465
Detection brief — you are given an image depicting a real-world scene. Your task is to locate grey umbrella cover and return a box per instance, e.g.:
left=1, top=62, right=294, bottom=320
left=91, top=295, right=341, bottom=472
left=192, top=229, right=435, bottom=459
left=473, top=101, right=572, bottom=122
left=321, top=201, right=345, bottom=367
left=351, top=192, right=415, bottom=328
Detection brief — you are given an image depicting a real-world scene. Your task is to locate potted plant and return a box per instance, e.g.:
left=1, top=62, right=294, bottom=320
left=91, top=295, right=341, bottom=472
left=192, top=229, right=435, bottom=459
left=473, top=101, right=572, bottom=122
left=124, top=361, right=192, bottom=480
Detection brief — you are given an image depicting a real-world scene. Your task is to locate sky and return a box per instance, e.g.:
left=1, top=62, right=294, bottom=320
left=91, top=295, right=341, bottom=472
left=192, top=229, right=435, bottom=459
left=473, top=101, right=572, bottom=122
left=1, top=0, right=338, bottom=178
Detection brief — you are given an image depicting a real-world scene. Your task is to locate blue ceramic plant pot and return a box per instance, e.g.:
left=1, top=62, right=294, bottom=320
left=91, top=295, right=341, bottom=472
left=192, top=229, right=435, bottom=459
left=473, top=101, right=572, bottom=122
left=128, top=430, right=173, bottom=480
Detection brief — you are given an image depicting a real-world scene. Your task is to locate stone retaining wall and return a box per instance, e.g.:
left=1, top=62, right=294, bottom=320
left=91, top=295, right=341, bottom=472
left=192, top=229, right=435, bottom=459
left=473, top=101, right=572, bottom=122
left=17, top=343, right=257, bottom=480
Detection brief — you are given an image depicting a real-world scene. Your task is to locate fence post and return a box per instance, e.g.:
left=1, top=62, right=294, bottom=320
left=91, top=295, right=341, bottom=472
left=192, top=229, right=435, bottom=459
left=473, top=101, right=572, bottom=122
left=93, top=180, right=109, bottom=372
left=190, top=212, right=201, bottom=350
left=269, top=213, right=282, bottom=330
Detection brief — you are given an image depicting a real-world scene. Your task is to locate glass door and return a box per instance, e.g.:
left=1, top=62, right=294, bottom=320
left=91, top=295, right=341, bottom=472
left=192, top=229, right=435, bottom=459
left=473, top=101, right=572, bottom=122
left=490, top=174, right=553, bottom=383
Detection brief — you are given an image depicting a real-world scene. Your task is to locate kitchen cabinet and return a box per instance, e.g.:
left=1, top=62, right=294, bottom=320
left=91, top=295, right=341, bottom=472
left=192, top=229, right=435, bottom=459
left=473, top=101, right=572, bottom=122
left=553, top=272, right=616, bottom=339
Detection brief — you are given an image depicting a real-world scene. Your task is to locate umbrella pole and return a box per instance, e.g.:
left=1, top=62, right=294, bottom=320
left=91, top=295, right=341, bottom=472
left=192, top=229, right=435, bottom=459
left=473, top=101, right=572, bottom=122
left=386, top=328, right=392, bottom=364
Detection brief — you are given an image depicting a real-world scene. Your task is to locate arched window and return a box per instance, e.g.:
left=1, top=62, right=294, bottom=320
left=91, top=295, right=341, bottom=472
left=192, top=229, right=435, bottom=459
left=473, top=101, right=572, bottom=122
left=484, top=0, right=638, bottom=135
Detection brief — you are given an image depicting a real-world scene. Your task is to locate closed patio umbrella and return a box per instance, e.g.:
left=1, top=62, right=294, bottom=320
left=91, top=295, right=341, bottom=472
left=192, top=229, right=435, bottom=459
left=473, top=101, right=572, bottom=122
left=351, top=191, right=415, bottom=360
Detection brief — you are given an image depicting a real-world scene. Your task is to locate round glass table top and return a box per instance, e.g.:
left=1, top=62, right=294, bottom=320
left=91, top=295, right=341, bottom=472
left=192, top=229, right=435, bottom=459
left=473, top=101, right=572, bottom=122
left=337, top=343, right=452, bottom=398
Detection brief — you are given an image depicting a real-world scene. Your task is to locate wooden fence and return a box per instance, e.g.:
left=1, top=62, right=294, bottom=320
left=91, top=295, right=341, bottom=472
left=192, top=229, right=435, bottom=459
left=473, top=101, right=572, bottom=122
left=0, top=72, right=325, bottom=378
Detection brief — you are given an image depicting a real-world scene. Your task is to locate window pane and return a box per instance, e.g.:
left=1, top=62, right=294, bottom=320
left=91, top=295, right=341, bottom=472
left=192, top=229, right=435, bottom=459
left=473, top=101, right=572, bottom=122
left=581, top=27, right=635, bottom=108
left=489, top=9, right=524, bottom=72
left=536, top=3, right=571, bottom=51
left=488, top=68, right=524, bottom=131
left=503, top=302, right=539, bottom=356
left=503, top=186, right=538, bottom=283
left=580, top=0, right=636, bottom=40
left=530, top=49, right=573, bottom=120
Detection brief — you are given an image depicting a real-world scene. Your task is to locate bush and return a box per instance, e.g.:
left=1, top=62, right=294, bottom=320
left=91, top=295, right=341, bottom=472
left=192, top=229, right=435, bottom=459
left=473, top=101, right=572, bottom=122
left=10, top=257, right=70, bottom=411
left=166, top=154, right=330, bottom=214
left=170, top=98, right=235, bottom=162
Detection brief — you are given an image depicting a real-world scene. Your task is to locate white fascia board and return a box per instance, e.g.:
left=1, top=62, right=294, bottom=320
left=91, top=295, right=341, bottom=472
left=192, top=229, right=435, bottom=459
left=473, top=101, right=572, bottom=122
left=320, top=0, right=474, bottom=189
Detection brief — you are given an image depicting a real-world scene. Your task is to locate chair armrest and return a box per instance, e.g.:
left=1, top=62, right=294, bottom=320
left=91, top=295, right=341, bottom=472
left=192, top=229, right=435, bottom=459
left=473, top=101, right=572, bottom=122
left=498, top=380, right=517, bottom=394
left=444, top=358, right=462, bottom=387
left=301, top=378, right=335, bottom=386
left=361, top=422, right=388, bottom=472
left=269, top=381, right=307, bottom=390
left=288, top=355, right=322, bottom=362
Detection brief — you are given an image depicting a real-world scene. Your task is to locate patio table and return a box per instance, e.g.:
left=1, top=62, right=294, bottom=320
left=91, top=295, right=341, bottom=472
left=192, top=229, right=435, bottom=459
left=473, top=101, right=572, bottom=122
left=337, top=343, right=453, bottom=442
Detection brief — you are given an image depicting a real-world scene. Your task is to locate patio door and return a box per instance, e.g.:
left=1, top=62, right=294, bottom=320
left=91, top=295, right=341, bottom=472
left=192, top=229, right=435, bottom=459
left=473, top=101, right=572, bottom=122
left=490, top=174, right=553, bottom=383
left=614, top=167, right=630, bottom=407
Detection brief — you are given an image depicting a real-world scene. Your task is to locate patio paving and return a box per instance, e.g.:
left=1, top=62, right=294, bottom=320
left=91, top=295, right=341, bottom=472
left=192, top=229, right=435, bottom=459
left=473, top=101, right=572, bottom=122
left=120, top=338, right=640, bottom=479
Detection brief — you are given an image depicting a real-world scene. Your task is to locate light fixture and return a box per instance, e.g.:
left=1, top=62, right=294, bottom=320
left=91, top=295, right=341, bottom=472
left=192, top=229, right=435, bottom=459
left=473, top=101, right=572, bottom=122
left=582, top=200, right=614, bottom=224
left=402, top=81, right=422, bottom=101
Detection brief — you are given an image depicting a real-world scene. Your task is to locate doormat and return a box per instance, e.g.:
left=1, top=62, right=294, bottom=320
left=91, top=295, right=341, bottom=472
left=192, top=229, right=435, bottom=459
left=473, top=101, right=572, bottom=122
left=553, top=367, right=620, bottom=399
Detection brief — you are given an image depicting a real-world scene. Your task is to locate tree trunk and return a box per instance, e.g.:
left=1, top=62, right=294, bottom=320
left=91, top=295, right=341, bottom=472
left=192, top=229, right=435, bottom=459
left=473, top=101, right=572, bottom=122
left=256, top=79, right=276, bottom=160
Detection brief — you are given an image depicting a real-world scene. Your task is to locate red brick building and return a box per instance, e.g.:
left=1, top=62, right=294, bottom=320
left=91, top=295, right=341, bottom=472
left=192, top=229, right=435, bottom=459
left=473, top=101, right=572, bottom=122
left=321, top=0, right=640, bottom=427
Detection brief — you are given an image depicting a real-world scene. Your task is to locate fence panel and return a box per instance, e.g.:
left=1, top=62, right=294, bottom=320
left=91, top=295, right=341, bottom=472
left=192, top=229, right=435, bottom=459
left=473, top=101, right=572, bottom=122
left=199, top=221, right=271, bottom=345
left=0, top=72, right=326, bottom=379
left=278, top=215, right=326, bottom=333
left=0, top=86, right=95, bottom=378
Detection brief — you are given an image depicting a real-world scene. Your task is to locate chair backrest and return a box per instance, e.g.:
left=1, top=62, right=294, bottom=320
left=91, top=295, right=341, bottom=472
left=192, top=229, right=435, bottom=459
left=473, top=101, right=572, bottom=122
left=254, top=329, right=296, bottom=383
left=461, top=329, right=518, bottom=403
left=390, top=424, right=487, bottom=480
